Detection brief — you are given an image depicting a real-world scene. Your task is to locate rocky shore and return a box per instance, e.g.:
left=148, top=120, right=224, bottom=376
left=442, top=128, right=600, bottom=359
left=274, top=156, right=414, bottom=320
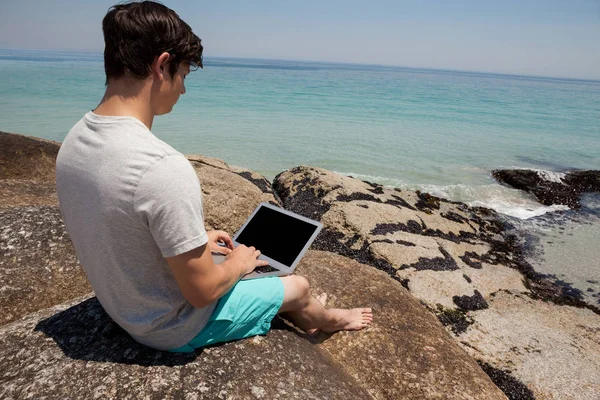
left=1, top=130, right=599, bottom=399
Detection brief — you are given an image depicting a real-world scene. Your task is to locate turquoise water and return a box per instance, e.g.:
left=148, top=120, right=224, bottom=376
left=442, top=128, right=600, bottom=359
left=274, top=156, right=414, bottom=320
left=1, top=48, right=599, bottom=303
left=1, top=49, right=599, bottom=214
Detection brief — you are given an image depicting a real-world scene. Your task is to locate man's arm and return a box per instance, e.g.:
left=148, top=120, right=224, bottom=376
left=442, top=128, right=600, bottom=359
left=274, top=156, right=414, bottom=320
left=166, top=243, right=267, bottom=308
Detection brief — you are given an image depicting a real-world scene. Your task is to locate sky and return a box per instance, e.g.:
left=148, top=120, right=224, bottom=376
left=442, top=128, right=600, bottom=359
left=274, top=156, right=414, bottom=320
left=0, top=0, right=599, bottom=80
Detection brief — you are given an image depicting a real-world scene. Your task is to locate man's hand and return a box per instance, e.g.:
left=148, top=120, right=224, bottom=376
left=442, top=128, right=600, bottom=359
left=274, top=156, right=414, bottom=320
left=207, top=230, right=234, bottom=255
left=227, top=245, right=269, bottom=276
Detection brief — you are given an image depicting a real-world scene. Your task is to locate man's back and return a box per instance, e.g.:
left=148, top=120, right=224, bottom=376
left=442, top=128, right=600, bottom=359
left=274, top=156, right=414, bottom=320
left=56, top=111, right=215, bottom=350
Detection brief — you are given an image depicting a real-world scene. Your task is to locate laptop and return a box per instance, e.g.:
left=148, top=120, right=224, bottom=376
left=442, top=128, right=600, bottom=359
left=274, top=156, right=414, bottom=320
left=212, top=202, right=322, bottom=280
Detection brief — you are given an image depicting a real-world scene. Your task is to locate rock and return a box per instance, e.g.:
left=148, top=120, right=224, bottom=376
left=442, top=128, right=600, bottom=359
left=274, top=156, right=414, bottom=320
left=186, top=154, right=281, bottom=234
left=460, top=291, right=600, bottom=399
left=0, top=131, right=60, bottom=181
left=273, top=166, right=528, bottom=309
left=296, top=251, right=506, bottom=399
left=0, top=250, right=506, bottom=399
left=0, top=133, right=90, bottom=325
left=273, top=166, right=600, bottom=399
left=0, top=206, right=90, bottom=325
left=0, top=295, right=372, bottom=399
left=492, top=169, right=600, bottom=208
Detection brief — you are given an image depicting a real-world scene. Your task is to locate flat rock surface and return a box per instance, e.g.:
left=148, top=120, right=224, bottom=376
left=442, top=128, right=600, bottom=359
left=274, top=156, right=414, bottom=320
left=296, top=251, right=506, bottom=400
left=274, top=166, right=600, bottom=399
left=461, top=291, right=600, bottom=400
left=0, top=294, right=371, bottom=400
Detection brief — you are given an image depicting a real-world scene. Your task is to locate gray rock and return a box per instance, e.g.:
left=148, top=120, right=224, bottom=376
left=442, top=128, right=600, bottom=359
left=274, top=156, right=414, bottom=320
left=0, top=294, right=372, bottom=399
left=0, top=205, right=89, bottom=325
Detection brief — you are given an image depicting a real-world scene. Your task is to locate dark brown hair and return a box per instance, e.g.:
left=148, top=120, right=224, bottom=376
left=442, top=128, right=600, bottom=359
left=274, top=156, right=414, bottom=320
left=102, top=1, right=203, bottom=84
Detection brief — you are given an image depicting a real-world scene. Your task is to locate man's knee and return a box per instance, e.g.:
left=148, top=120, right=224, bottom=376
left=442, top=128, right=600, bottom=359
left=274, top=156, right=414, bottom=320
left=281, top=275, right=311, bottom=309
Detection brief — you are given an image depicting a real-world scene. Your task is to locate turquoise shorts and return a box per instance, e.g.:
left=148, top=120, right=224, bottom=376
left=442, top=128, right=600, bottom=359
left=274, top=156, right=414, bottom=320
left=169, top=276, right=284, bottom=353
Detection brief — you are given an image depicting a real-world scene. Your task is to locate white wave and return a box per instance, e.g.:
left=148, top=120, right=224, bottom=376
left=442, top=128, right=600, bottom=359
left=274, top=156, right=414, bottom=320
left=334, top=170, right=570, bottom=220
left=332, top=171, right=407, bottom=188
left=534, top=169, right=566, bottom=183
left=506, top=167, right=566, bottom=183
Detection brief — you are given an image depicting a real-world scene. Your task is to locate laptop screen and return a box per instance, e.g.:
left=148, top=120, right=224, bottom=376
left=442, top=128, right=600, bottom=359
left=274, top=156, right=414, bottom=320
left=235, top=205, right=320, bottom=267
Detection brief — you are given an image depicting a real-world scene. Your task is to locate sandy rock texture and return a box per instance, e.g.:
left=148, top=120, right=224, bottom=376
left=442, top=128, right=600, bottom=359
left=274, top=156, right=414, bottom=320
left=274, top=166, right=600, bottom=399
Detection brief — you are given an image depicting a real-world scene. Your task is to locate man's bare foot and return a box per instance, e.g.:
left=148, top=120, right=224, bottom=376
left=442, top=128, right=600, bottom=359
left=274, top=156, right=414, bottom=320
left=307, top=293, right=328, bottom=336
left=321, top=308, right=373, bottom=333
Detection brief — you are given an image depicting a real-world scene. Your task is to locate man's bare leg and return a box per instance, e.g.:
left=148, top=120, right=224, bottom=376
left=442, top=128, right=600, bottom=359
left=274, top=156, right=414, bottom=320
left=278, top=275, right=373, bottom=333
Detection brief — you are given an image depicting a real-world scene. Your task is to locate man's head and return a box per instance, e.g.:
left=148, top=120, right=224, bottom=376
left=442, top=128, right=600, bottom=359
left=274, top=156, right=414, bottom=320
left=102, top=1, right=202, bottom=114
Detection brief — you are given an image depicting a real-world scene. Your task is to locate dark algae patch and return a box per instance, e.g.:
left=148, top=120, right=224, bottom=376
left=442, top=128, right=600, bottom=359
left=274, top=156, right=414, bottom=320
left=441, top=211, right=468, bottom=223
left=477, top=361, right=536, bottom=400
left=370, top=220, right=423, bottom=235
left=273, top=168, right=331, bottom=221
left=235, top=171, right=273, bottom=195
left=460, top=251, right=483, bottom=269
left=386, top=194, right=416, bottom=210
left=453, top=290, right=489, bottom=310
left=435, top=306, right=473, bottom=335
left=336, top=192, right=381, bottom=203
left=399, top=247, right=459, bottom=272
left=311, top=228, right=402, bottom=284
left=414, top=190, right=441, bottom=213
left=363, top=180, right=385, bottom=195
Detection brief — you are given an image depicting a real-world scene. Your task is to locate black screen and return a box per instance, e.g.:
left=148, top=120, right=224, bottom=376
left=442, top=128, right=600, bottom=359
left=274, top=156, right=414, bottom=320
left=235, top=206, right=319, bottom=266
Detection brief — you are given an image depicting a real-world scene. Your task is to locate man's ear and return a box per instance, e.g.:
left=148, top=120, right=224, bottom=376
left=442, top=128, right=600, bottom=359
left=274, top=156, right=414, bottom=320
left=153, top=52, right=171, bottom=80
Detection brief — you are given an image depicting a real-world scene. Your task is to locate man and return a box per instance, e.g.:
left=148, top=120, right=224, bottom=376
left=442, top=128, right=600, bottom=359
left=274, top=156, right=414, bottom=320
left=56, top=1, right=372, bottom=353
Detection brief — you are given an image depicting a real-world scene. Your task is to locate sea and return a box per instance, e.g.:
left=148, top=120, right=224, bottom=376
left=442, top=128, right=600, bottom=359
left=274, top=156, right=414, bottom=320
left=1, top=49, right=599, bottom=305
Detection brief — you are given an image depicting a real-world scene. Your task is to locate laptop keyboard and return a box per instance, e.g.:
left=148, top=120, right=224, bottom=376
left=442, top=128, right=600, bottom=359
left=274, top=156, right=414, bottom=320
left=254, top=265, right=279, bottom=274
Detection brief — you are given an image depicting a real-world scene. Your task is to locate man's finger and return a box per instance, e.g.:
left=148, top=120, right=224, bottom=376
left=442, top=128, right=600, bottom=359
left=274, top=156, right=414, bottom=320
left=221, top=234, right=234, bottom=250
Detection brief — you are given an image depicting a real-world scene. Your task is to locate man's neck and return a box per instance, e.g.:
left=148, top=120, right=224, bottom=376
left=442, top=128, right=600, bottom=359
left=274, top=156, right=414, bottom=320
left=93, top=78, right=155, bottom=130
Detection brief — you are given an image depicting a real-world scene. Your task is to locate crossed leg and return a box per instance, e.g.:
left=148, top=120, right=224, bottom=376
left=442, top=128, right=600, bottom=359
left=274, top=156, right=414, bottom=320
left=278, top=275, right=373, bottom=333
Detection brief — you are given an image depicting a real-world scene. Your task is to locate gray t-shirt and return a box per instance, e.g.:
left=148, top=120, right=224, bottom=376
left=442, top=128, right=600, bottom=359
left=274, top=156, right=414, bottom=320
left=56, top=111, right=216, bottom=350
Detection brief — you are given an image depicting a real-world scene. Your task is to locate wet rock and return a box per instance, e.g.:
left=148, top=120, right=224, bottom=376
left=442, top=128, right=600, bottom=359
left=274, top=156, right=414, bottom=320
left=492, top=169, right=600, bottom=209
